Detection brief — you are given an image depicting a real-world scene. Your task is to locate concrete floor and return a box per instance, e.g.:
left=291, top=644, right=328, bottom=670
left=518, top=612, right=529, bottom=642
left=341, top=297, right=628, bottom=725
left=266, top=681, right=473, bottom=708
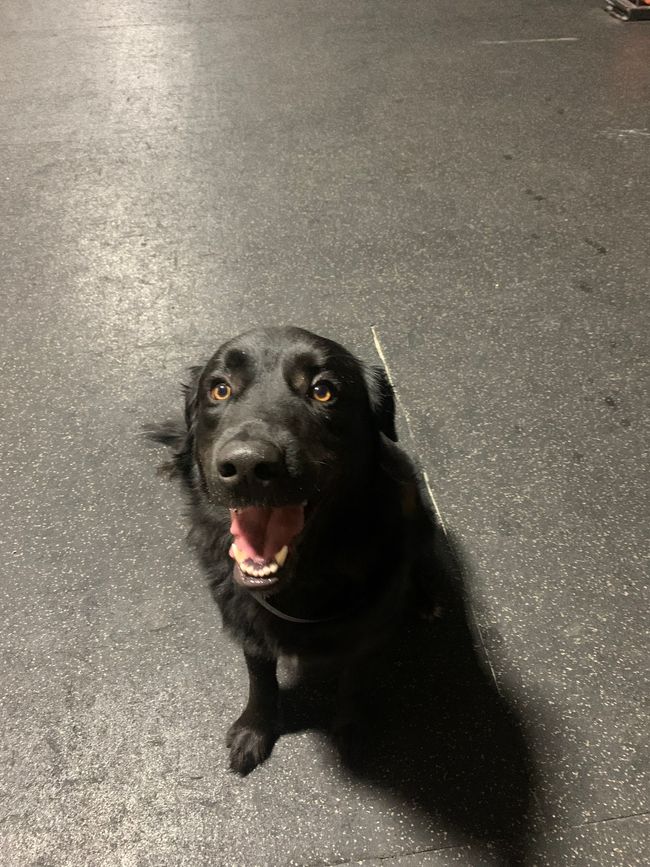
left=1, top=1, right=649, bottom=864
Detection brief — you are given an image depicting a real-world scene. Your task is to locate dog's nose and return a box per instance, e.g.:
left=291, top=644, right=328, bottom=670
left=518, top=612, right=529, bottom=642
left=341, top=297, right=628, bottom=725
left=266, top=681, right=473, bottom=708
left=217, top=441, right=285, bottom=488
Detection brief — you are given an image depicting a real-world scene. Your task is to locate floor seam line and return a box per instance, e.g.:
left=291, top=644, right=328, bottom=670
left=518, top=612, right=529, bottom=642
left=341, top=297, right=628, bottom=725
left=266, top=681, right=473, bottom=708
left=322, top=840, right=471, bottom=867
left=567, top=809, right=650, bottom=829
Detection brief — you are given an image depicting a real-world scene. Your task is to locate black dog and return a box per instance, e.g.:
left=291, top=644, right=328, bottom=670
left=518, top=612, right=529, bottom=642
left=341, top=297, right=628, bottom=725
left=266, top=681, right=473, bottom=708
left=147, top=327, right=443, bottom=774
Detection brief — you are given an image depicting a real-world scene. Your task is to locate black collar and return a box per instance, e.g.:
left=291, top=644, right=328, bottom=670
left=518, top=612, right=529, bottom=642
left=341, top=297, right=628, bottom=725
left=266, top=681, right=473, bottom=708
left=248, top=591, right=354, bottom=624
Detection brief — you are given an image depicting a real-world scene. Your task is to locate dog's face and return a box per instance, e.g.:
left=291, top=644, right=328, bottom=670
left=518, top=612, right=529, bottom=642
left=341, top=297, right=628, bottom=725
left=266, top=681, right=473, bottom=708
left=184, top=327, right=396, bottom=593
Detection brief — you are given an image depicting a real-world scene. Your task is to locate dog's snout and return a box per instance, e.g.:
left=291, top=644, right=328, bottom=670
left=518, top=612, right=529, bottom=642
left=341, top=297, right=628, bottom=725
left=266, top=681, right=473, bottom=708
left=217, top=441, right=285, bottom=489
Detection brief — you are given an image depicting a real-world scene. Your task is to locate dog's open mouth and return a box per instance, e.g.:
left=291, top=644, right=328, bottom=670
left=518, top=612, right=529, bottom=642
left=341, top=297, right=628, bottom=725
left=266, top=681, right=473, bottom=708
left=229, top=504, right=305, bottom=589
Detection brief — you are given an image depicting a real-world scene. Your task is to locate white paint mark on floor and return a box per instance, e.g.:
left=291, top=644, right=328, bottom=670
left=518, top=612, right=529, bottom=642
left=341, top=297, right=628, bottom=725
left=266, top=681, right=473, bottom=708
left=603, top=128, right=650, bottom=139
left=370, top=325, right=502, bottom=695
left=370, top=325, right=394, bottom=386
left=478, top=37, right=578, bottom=45
left=371, top=325, right=446, bottom=530
left=422, top=469, right=447, bottom=534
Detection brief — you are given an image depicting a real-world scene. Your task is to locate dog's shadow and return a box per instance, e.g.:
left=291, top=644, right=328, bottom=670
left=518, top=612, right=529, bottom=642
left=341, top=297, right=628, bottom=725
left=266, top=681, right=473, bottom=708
left=279, top=531, right=538, bottom=865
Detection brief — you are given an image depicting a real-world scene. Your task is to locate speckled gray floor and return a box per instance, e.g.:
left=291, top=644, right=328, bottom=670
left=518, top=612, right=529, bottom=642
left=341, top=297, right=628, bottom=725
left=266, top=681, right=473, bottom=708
left=1, top=1, right=649, bottom=865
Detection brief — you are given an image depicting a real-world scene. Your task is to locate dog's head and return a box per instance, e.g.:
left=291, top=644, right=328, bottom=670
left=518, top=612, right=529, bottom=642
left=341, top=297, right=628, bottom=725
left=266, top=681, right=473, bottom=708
left=175, top=327, right=396, bottom=592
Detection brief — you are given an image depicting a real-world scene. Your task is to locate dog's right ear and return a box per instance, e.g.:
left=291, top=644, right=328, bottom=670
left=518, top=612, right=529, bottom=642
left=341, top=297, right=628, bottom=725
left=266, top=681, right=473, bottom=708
left=364, top=364, right=398, bottom=443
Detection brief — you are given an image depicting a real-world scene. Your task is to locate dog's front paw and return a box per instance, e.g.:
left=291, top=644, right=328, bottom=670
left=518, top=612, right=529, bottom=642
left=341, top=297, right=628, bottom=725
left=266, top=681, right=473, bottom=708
left=226, top=717, right=277, bottom=775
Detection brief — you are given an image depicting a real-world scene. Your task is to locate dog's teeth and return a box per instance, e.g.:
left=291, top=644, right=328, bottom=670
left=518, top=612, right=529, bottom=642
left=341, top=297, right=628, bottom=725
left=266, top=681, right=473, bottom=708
left=230, top=543, right=246, bottom=564
left=238, top=556, right=281, bottom=581
left=274, top=545, right=289, bottom=567
left=241, top=562, right=270, bottom=579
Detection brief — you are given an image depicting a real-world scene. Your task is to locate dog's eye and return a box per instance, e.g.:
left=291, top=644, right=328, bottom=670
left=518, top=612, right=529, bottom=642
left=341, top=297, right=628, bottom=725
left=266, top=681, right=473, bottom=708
left=310, top=380, right=336, bottom=403
left=210, top=381, right=232, bottom=402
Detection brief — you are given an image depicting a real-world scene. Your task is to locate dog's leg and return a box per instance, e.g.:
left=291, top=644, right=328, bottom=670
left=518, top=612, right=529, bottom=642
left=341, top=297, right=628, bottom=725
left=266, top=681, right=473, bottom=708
left=226, top=651, right=279, bottom=775
left=332, top=654, right=376, bottom=767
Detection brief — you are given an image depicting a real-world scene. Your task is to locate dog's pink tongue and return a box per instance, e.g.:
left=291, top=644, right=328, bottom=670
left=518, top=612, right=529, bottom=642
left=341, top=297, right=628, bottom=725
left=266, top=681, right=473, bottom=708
left=230, top=505, right=304, bottom=562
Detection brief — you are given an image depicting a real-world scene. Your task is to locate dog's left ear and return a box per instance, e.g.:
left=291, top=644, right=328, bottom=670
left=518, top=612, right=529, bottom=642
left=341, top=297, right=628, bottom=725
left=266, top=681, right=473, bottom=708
left=364, top=365, right=398, bottom=442
left=143, top=363, right=204, bottom=474
left=183, top=364, right=204, bottom=431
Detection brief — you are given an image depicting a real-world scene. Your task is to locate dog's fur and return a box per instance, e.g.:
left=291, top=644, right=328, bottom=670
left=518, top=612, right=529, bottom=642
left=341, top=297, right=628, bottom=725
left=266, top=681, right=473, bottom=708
left=146, top=327, right=443, bottom=774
